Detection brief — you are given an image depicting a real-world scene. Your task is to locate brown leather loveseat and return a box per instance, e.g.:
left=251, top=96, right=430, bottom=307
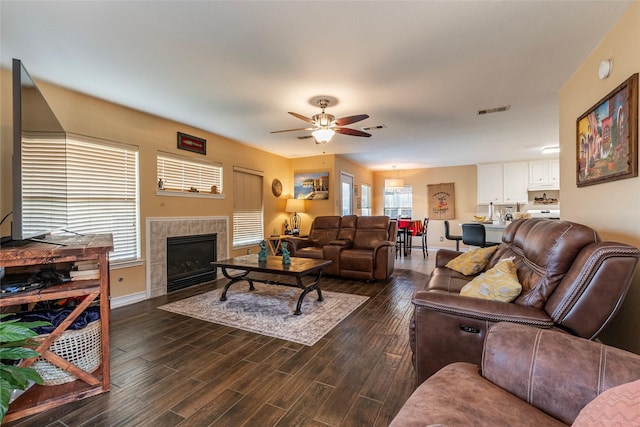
left=411, top=218, right=640, bottom=384
left=284, top=215, right=396, bottom=280
left=391, top=322, right=640, bottom=426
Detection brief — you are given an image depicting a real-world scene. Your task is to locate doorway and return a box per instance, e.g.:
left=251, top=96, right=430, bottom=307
left=340, top=172, right=354, bottom=216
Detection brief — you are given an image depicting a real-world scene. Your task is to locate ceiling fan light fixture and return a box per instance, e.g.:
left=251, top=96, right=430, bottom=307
left=313, top=113, right=335, bottom=127
left=312, top=128, right=335, bottom=143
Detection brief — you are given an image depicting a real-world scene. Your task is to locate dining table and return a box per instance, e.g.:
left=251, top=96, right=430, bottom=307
left=397, top=219, right=424, bottom=256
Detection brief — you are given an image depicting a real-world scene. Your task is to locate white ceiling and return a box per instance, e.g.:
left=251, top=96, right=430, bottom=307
left=1, top=1, right=632, bottom=171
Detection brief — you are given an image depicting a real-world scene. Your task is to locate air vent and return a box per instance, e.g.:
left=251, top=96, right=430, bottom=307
left=296, top=135, right=314, bottom=140
left=477, top=105, right=511, bottom=115
left=361, top=124, right=387, bottom=131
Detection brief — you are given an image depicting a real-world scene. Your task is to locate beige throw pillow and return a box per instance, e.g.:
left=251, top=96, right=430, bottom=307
left=460, top=257, right=522, bottom=302
left=445, top=246, right=498, bottom=276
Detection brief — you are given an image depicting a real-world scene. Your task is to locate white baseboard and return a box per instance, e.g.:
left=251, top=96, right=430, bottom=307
left=111, top=291, right=147, bottom=309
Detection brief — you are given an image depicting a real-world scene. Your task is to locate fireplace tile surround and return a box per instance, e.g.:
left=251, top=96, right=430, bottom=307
left=146, top=216, right=228, bottom=298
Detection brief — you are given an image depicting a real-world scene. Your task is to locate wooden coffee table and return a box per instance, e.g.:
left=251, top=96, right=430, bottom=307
left=211, top=254, right=332, bottom=315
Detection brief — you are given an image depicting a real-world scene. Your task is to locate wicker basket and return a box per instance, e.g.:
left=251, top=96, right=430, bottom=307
left=32, top=320, right=102, bottom=386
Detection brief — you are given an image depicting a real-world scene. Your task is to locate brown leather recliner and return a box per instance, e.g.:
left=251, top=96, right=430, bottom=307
left=338, top=216, right=396, bottom=281
left=392, top=322, right=640, bottom=426
left=284, top=215, right=344, bottom=276
left=410, top=218, right=640, bottom=385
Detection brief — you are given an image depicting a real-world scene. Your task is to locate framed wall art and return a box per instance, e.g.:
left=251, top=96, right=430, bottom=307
left=576, top=73, right=638, bottom=187
left=177, top=132, right=206, bottom=155
left=293, top=171, right=329, bottom=200
left=427, top=182, right=455, bottom=220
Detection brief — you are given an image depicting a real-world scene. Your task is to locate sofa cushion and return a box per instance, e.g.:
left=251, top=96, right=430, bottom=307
left=352, top=216, right=390, bottom=250
left=308, top=216, right=342, bottom=247
left=460, top=257, right=522, bottom=302
left=337, top=214, right=357, bottom=241
left=445, top=246, right=498, bottom=275
left=572, top=379, right=640, bottom=426
left=482, top=322, right=640, bottom=424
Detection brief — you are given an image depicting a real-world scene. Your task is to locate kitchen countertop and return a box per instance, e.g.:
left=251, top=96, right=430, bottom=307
left=484, top=223, right=510, bottom=229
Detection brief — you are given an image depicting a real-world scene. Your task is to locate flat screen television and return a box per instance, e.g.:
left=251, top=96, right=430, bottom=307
left=10, top=58, right=68, bottom=242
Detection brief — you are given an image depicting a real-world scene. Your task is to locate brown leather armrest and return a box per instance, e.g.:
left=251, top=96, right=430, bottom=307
left=412, top=291, right=553, bottom=327
left=435, top=249, right=463, bottom=267
left=281, top=237, right=313, bottom=253
left=328, top=239, right=353, bottom=248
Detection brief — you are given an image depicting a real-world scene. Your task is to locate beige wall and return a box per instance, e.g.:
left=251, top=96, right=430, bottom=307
left=373, top=165, right=478, bottom=251
left=334, top=155, right=374, bottom=217
left=559, top=3, right=640, bottom=352
left=0, top=69, right=291, bottom=298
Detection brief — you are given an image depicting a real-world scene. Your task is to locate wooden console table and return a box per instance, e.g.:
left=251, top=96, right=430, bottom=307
left=0, top=234, right=113, bottom=423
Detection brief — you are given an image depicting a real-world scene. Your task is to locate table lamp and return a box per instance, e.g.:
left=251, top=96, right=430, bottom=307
left=285, top=199, right=305, bottom=236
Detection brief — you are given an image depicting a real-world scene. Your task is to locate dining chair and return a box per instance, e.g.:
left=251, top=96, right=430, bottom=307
left=461, top=223, right=500, bottom=248
left=420, top=218, right=429, bottom=257
left=444, top=220, right=462, bottom=251
left=396, top=226, right=406, bottom=258
left=411, top=218, right=429, bottom=258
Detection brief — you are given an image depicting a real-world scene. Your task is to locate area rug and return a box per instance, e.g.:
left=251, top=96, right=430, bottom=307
left=158, top=283, right=369, bottom=346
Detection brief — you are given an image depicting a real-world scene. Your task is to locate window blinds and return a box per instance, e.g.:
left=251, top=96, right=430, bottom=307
left=232, top=167, right=263, bottom=247
left=65, top=136, right=140, bottom=262
left=20, top=136, right=68, bottom=237
left=157, top=154, right=222, bottom=193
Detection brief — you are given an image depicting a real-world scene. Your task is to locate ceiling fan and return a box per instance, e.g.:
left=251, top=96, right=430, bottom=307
left=271, top=98, right=371, bottom=143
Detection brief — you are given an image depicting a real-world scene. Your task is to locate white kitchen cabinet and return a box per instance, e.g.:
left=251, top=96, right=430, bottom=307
left=503, top=162, right=528, bottom=203
left=478, top=162, right=528, bottom=204
left=529, top=159, right=560, bottom=190
left=477, top=163, right=503, bottom=204
left=548, top=159, right=560, bottom=186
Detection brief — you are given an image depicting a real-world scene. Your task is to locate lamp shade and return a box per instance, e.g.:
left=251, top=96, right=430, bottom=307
left=312, top=128, right=335, bottom=143
left=385, top=178, right=405, bottom=188
left=285, top=198, right=305, bottom=213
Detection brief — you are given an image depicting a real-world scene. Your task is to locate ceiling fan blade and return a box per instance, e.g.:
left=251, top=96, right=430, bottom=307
left=334, top=127, right=372, bottom=137
left=270, top=127, right=314, bottom=134
left=334, top=114, right=369, bottom=126
left=288, top=112, right=316, bottom=124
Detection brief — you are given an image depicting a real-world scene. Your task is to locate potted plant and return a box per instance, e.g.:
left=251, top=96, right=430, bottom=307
left=0, top=314, right=49, bottom=423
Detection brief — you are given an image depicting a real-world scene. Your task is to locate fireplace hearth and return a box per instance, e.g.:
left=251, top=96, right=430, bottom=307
left=167, top=233, right=217, bottom=292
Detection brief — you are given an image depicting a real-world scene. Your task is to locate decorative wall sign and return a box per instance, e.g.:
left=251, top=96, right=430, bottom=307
left=576, top=73, right=638, bottom=187
left=271, top=179, right=283, bottom=197
left=427, top=183, right=455, bottom=220
left=177, top=132, right=206, bottom=155
left=294, top=172, right=329, bottom=200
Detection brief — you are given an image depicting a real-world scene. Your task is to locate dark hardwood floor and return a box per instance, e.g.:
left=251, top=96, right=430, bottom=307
left=7, top=261, right=431, bottom=427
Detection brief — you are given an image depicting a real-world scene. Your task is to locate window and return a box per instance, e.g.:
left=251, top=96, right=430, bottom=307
left=232, top=166, right=263, bottom=248
left=157, top=153, right=222, bottom=194
left=66, top=135, right=140, bottom=262
left=361, top=184, right=372, bottom=216
left=384, top=185, right=412, bottom=219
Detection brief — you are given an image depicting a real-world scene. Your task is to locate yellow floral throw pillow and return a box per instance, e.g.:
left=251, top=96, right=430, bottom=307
left=445, top=245, right=498, bottom=276
left=460, top=257, right=522, bottom=302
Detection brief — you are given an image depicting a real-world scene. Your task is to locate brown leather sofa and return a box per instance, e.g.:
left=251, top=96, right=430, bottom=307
left=284, top=215, right=396, bottom=280
left=391, top=322, right=640, bottom=426
left=411, top=218, right=640, bottom=384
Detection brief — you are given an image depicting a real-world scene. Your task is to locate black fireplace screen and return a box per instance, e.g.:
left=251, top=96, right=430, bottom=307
left=166, top=233, right=217, bottom=292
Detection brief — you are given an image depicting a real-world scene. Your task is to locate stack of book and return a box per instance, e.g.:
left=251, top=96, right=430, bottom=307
left=69, top=260, right=100, bottom=281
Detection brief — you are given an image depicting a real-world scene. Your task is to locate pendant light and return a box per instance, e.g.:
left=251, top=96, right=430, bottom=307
left=385, top=165, right=404, bottom=188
